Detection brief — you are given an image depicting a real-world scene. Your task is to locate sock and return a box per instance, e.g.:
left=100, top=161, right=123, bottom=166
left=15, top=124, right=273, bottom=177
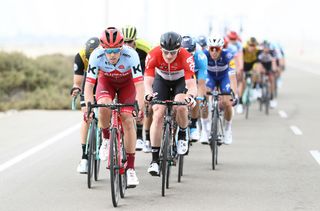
left=145, top=130, right=150, bottom=141
left=126, top=153, right=135, bottom=169
left=102, top=128, right=109, bottom=139
left=239, top=97, right=243, bottom=104
left=190, top=118, right=197, bottom=129
left=81, top=144, right=87, bottom=159
left=201, top=118, right=210, bottom=132
left=151, top=147, right=160, bottom=163
left=225, top=120, right=232, bottom=131
left=178, top=127, right=187, bottom=140
left=137, top=124, right=143, bottom=139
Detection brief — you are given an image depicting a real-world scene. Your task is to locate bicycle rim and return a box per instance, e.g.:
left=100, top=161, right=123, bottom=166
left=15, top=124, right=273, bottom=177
left=161, top=124, right=170, bottom=196
left=119, top=135, right=126, bottom=198
left=87, top=123, right=96, bottom=188
left=110, top=128, right=120, bottom=207
left=178, top=155, right=184, bottom=182
left=210, top=111, right=218, bottom=170
left=94, top=129, right=101, bottom=181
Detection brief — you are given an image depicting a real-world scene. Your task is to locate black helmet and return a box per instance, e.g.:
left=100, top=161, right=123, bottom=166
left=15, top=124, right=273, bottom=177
left=181, top=36, right=196, bottom=53
left=85, top=37, right=100, bottom=59
left=247, top=37, right=258, bottom=46
left=160, top=32, right=182, bottom=51
left=197, top=35, right=207, bottom=47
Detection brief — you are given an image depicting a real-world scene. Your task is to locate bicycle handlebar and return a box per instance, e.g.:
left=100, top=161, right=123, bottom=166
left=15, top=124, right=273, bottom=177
left=150, top=100, right=188, bottom=106
left=87, top=101, right=139, bottom=119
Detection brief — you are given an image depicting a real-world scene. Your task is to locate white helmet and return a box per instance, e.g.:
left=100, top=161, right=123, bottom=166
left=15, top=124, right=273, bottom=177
left=207, top=36, right=224, bottom=47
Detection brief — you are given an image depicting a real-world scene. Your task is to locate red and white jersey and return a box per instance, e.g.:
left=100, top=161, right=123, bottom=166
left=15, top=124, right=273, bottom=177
left=144, top=46, right=195, bottom=81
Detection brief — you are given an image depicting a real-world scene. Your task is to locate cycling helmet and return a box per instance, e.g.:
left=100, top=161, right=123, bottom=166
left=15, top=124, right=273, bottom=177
left=207, top=35, right=224, bottom=47
left=197, top=35, right=207, bottom=47
left=261, top=40, right=270, bottom=48
left=85, top=37, right=100, bottom=59
left=122, top=25, right=137, bottom=41
left=227, top=31, right=239, bottom=40
left=247, top=37, right=258, bottom=46
left=100, top=27, right=124, bottom=48
left=160, top=32, right=182, bottom=51
left=181, top=35, right=196, bottom=52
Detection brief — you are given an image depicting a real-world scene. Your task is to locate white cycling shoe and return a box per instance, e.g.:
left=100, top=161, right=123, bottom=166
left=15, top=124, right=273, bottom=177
left=127, top=168, right=139, bottom=187
left=77, top=159, right=88, bottom=174
left=99, top=139, right=109, bottom=161
left=147, top=162, right=160, bottom=176
left=135, top=138, right=144, bottom=151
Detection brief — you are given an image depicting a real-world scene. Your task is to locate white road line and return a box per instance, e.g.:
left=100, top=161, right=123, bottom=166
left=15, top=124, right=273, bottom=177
left=290, top=125, right=303, bottom=135
left=310, top=150, right=320, bottom=165
left=0, top=123, right=81, bottom=172
left=278, top=110, right=288, bottom=118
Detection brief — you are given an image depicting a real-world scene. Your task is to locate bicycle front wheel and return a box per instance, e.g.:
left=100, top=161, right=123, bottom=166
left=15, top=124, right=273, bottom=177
left=178, top=155, right=184, bottom=182
left=94, top=128, right=101, bottom=181
left=161, top=124, right=170, bottom=196
left=110, top=128, right=120, bottom=207
left=87, top=122, right=96, bottom=189
left=210, top=110, right=219, bottom=170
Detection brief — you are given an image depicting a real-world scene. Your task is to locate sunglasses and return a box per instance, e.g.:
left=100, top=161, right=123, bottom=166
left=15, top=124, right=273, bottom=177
left=162, top=49, right=179, bottom=55
left=105, top=48, right=122, bottom=54
left=124, top=40, right=135, bottom=44
left=248, top=44, right=256, bottom=47
left=209, top=46, right=222, bottom=52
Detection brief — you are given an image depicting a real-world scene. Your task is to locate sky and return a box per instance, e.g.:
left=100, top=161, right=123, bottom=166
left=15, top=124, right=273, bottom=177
left=0, top=0, right=319, bottom=59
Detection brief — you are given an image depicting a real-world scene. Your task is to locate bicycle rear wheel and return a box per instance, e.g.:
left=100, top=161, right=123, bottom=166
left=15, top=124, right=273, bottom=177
left=87, top=123, right=96, bottom=189
left=110, top=128, right=120, bottom=207
left=94, top=128, right=101, bottom=181
left=161, top=124, right=170, bottom=196
left=119, top=134, right=127, bottom=198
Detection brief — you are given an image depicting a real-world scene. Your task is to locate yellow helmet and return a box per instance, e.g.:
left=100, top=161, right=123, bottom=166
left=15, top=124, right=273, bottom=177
left=121, top=25, right=137, bottom=42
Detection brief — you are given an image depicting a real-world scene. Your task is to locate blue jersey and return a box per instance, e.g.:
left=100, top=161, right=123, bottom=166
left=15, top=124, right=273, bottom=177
left=193, top=49, right=208, bottom=81
left=204, top=49, right=235, bottom=93
left=86, top=46, right=143, bottom=85
left=227, top=41, right=242, bottom=56
left=205, top=49, right=235, bottom=77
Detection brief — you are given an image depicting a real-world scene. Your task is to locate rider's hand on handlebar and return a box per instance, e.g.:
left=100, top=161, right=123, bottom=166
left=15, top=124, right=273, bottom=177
left=144, top=92, right=158, bottom=102
left=83, top=111, right=94, bottom=122
left=185, top=95, right=196, bottom=108
left=70, top=87, right=81, bottom=97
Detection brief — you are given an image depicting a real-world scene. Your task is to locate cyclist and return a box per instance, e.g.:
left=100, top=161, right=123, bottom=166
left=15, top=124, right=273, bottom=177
left=205, top=35, right=237, bottom=145
left=181, top=35, right=208, bottom=143
left=144, top=31, right=197, bottom=176
left=258, top=40, right=278, bottom=108
left=70, top=37, right=100, bottom=174
left=121, top=25, right=153, bottom=153
left=237, top=37, right=261, bottom=114
left=197, top=35, right=208, bottom=51
left=225, top=31, right=243, bottom=97
left=84, top=27, right=144, bottom=186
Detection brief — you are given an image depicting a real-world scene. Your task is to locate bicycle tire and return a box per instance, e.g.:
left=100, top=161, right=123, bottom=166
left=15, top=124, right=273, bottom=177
left=166, top=155, right=171, bottom=189
left=94, top=127, right=101, bottom=181
left=265, top=83, right=270, bottom=115
left=87, top=123, right=96, bottom=189
left=110, top=128, right=120, bottom=207
left=210, top=109, right=218, bottom=170
left=119, top=134, right=126, bottom=198
left=178, top=155, right=184, bottom=182
left=161, top=124, right=170, bottom=196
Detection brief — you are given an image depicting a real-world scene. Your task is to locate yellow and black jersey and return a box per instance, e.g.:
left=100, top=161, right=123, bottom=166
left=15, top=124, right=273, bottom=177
left=135, top=38, right=152, bottom=74
left=73, top=48, right=88, bottom=76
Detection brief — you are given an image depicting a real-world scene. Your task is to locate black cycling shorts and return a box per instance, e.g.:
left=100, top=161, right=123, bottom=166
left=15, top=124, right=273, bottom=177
left=153, top=75, right=187, bottom=101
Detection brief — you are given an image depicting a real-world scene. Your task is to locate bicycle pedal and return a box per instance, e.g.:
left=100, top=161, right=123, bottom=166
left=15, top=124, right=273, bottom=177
left=126, top=185, right=136, bottom=189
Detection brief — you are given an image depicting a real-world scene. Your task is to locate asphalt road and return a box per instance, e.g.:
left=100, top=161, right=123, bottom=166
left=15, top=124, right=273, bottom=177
left=1, top=58, right=320, bottom=211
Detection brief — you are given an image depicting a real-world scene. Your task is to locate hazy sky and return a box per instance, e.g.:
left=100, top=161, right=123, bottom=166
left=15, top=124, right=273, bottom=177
left=1, top=0, right=318, bottom=57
